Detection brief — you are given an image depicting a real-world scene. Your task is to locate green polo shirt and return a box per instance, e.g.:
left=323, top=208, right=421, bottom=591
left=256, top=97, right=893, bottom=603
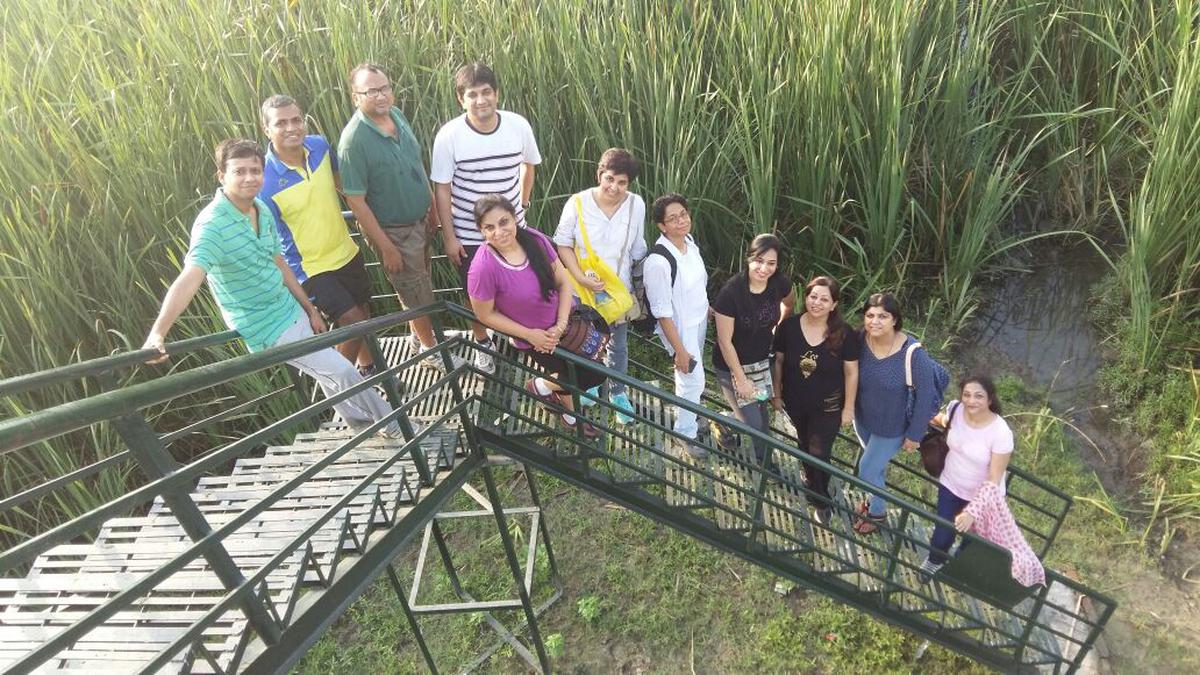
left=184, top=190, right=303, bottom=352
left=338, top=107, right=432, bottom=224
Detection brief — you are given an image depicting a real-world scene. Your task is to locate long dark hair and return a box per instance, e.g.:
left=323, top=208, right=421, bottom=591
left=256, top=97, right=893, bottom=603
left=960, top=374, right=1002, bottom=414
left=473, top=194, right=556, bottom=301
left=805, top=276, right=847, bottom=354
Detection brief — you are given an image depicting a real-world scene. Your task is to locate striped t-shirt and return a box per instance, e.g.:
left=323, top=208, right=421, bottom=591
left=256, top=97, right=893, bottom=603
left=184, top=191, right=303, bottom=351
left=429, top=111, right=542, bottom=245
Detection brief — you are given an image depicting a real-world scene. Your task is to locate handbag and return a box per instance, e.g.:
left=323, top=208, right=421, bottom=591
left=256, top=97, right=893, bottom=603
left=918, top=401, right=960, bottom=477
left=559, top=304, right=611, bottom=360
left=567, top=195, right=635, bottom=324
left=733, top=358, right=774, bottom=407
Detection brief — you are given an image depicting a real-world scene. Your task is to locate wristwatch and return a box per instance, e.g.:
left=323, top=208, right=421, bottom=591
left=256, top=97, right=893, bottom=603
left=521, top=200, right=532, bottom=210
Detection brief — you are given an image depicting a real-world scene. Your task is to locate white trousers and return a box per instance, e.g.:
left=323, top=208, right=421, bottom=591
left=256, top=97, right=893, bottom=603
left=660, top=320, right=707, bottom=439
left=275, top=319, right=401, bottom=435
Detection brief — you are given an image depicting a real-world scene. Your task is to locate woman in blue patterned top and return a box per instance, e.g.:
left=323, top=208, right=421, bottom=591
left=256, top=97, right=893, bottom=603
left=851, top=292, right=940, bottom=534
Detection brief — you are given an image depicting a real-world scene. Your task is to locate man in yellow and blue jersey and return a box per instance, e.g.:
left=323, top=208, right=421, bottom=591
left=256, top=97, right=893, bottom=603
left=258, top=95, right=377, bottom=376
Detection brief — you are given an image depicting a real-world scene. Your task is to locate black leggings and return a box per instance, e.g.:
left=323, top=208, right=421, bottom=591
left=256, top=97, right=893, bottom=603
left=524, top=349, right=607, bottom=392
left=784, top=405, right=841, bottom=508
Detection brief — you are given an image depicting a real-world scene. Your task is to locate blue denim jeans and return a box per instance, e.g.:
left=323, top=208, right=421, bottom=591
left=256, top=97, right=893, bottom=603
left=929, top=483, right=972, bottom=563
left=714, top=368, right=771, bottom=466
left=854, top=421, right=905, bottom=517
left=604, top=322, right=629, bottom=396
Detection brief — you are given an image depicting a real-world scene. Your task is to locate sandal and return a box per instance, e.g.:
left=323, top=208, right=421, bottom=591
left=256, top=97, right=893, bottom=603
left=853, top=510, right=886, bottom=535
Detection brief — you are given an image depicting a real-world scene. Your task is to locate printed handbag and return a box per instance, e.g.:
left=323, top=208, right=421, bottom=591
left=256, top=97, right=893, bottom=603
left=733, top=358, right=774, bottom=408
left=558, top=304, right=612, bottom=360
left=567, top=196, right=635, bottom=325
left=918, top=401, right=960, bottom=477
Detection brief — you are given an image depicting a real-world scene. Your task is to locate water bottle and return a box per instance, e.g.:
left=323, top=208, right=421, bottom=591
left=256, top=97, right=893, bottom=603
left=586, top=271, right=612, bottom=304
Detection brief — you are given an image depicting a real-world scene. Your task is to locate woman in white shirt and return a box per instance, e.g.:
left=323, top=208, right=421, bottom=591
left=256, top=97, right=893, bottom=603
left=554, top=148, right=648, bottom=424
left=643, top=193, right=709, bottom=458
left=920, top=374, right=1014, bottom=579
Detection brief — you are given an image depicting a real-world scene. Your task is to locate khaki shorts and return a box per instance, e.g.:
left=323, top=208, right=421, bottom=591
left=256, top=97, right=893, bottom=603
left=382, top=218, right=435, bottom=309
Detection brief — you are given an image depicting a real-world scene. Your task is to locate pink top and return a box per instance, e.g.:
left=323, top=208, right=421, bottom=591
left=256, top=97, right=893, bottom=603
left=939, top=401, right=1013, bottom=501
left=467, top=230, right=560, bottom=350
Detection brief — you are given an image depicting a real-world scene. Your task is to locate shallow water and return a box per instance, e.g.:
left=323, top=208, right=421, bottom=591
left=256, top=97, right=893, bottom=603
left=967, top=245, right=1108, bottom=407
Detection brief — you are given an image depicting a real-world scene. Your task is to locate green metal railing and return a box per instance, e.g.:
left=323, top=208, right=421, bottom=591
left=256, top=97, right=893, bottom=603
left=0, top=304, right=534, bottom=674
left=1, top=301, right=1114, bottom=674
left=444, top=304, right=1115, bottom=674
left=623, top=328, right=1075, bottom=559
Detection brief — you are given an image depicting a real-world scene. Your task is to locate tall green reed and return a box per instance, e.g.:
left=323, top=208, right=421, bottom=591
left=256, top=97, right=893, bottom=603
left=3, top=0, right=1199, bottom=525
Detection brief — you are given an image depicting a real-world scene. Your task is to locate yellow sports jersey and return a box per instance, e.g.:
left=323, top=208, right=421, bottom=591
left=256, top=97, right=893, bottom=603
left=261, top=135, right=359, bottom=282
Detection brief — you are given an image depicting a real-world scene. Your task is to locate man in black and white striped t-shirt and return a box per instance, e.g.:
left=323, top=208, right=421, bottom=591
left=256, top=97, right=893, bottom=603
left=432, top=62, right=541, bottom=373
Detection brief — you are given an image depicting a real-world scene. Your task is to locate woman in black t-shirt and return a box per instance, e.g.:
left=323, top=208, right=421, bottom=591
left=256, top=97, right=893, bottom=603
left=712, top=234, right=794, bottom=467
left=771, top=276, right=860, bottom=524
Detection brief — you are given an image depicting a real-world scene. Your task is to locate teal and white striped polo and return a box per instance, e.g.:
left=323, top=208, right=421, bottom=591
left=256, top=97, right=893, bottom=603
left=185, top=190, right=303, bottom=351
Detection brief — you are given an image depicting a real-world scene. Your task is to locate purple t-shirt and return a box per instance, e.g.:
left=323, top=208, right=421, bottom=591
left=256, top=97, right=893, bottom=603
left=467, top=230, right=560, bottom=349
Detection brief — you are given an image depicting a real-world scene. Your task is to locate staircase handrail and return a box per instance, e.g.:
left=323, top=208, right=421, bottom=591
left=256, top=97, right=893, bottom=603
left=0, top=303, right=450, bottom=455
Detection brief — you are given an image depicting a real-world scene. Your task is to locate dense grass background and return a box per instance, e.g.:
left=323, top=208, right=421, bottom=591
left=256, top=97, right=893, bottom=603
left=1, top=0, right=1196, bottom=558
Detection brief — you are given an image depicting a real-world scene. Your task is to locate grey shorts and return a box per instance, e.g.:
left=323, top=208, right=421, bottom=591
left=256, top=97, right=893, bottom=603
left=381, top=218, right=435, bottom=309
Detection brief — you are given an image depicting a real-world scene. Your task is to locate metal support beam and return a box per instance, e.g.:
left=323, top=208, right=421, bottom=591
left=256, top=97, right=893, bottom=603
left=107, top=413, right=283, bottom=644
left=479, top=462, right=552, bottom=673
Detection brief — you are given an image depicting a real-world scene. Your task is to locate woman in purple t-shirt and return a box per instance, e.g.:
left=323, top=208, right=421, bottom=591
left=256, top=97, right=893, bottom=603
left=467, top=194, right=605, bottom=438
left=919, top=374, right=1014, bottom=580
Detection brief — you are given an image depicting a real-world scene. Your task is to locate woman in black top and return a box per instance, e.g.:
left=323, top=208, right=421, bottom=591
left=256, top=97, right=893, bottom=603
left=771, top=276, right=860, bottom=524
left=712, top=234, right=794, bottom=466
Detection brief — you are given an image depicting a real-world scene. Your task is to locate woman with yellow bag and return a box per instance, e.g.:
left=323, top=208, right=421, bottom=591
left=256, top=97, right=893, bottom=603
left=554, top=148, right=647, bottom=424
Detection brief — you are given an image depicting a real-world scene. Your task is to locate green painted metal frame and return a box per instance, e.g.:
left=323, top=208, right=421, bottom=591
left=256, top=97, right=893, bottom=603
left=0, top=303, right=530, bottom=675
left=623, top=328, right=1075, bottom=559
left=444, top=303, right=1116, bottom=674
left=0, top=301, right=1115, bottom=674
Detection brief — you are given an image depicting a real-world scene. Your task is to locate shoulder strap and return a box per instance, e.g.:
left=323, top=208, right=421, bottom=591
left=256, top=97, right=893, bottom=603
left=574, top=195, right=596, bottom=259
left=649, top=242, right=678, bottom=285
left=946, top=400, right=960, bottom=431
left=616, top=196, right=637, bottom=274
left=904, top=340, right=922, bottom=388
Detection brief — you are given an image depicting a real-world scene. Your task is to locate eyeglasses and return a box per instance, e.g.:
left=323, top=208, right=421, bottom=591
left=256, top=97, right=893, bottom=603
left=663, top=211, right=691, bottom=225
left=355, top=83, right=393, bottom=98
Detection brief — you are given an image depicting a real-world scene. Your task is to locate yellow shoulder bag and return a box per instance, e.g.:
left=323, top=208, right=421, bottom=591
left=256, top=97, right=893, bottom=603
left=568, top=195, right=635, bottom=324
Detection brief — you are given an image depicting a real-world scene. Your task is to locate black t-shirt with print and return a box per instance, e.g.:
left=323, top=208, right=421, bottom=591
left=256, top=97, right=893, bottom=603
left=711, top=272, right=793, bottom=372
left=772, top=316, right=861, bottom=413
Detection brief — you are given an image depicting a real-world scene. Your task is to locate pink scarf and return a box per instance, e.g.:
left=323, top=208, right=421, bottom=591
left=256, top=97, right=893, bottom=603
left=963, top=482, right=1046, bottom=587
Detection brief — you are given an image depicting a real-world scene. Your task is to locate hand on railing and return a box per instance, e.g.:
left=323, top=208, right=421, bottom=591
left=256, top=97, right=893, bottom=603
left=141, top=332, right=170, bottom=364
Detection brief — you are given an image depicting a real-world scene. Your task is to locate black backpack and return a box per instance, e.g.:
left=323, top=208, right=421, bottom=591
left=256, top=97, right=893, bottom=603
left=629, top=243, right=676, bottom=334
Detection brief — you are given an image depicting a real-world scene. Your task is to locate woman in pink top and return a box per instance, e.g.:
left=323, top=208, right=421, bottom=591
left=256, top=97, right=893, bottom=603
left=919, top=374, right=1013, bottom=579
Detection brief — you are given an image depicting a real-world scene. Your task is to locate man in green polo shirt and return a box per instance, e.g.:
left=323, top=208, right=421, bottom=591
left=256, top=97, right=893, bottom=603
left=338, top=62, right=463, bottom=373
left=142, top=138, right=401, bottom=438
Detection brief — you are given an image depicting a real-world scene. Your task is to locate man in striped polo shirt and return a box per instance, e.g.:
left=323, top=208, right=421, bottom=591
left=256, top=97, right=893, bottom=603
left=142, top=139, right=401, bottom=438
left=431, top=62, right=542, bottom=373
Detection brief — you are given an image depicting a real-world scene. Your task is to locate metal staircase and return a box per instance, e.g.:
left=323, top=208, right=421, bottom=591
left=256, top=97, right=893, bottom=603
left=0, top=303, right=1114, bottom=673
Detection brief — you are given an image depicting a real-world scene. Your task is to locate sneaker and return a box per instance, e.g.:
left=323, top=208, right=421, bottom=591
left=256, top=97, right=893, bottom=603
left=580, top=386, right=601, bottom=408
left=812, top=505, right=832, bottom=527
left=422, top=350, right=466, bottom=374
left=474, top=338, right=496, bottom=375
left=524, top=378, right=565, bottom=409
left=610, top=392, right=635, bottom=424
left=377, top=425, right=406, bottom=440
left=918, top=557, right=946, bottom=583
left=685, top=439, right=710, bottom=460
